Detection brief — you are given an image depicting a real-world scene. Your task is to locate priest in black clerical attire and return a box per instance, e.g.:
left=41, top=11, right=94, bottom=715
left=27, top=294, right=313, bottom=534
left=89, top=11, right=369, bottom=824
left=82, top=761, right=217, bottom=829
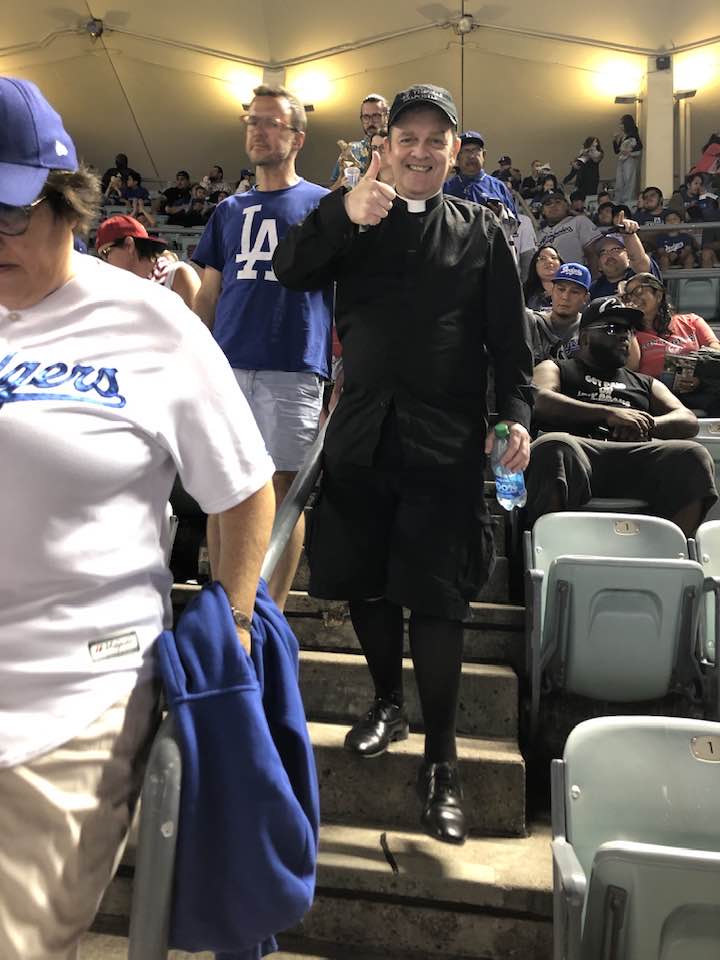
left=273, top=84, right=533, bottom=845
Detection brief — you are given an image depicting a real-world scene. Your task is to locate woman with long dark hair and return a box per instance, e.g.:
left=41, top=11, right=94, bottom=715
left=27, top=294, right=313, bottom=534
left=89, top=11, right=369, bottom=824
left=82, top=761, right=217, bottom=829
left=563, top=136, right=604, bottom=196
left=523, top=245, right=564, bottom=309
left=613, top=114, right=643, bottom=207
left=624, top=272, right=720, bottom=412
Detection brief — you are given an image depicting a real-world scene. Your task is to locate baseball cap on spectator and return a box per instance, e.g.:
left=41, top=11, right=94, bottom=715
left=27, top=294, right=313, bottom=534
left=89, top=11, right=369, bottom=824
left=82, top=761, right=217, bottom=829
left=553, top=262, right=591, bottom=291
left=388, top=84, right=458, bottom=128
left=240, top=168, right=253, bottom=178
left=96, top=215, right=166, bottom=253
left=541, top=188, right=568, bottom=205
left=459, top=130, right=485, bottom=147
left=0, top=76, right=78, bottom=205
left=498, top=154, right=511, bottom=164
left=595, top=232, right=626, bottom=252
left=580, top=296, right=643, bottom=330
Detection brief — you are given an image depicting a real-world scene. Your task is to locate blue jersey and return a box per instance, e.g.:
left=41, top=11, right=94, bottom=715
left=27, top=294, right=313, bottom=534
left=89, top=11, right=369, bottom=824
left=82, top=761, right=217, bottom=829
left=443, top=171, right=517, bottom=216
left=193, top=180, right=333, bottom=378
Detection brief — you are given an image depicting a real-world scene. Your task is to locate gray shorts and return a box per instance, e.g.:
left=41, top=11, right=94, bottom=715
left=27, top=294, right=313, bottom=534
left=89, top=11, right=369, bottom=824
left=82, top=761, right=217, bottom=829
left=233, top=369, right=323, bottom=472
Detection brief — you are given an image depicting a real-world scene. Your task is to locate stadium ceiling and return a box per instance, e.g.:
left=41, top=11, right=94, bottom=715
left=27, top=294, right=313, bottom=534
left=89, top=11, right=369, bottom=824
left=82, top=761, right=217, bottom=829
left=3, top=2, right=719, bottom=183
left=3, top=1, right=719, bottom=72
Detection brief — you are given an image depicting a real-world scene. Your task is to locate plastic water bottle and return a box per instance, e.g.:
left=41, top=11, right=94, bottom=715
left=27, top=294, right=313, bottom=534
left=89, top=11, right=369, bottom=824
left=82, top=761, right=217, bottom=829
left=491, top=423, right=527, bottom=510
left=344, top=166, right=360, bottom=189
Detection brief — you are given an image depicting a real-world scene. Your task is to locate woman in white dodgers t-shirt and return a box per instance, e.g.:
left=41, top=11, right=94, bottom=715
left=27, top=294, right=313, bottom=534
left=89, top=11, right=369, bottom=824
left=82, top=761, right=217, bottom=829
left=0, top=163, right=275, bottom=959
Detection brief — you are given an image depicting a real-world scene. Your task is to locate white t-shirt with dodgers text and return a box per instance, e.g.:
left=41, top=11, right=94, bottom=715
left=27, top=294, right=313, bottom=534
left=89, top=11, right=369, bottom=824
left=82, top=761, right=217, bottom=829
left=0, top=254, right=274, bottom=767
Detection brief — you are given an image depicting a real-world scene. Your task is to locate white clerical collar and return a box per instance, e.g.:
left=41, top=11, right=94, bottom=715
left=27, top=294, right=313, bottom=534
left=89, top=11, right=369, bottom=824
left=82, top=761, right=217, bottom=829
left=396, top=191, right=442, bottom=213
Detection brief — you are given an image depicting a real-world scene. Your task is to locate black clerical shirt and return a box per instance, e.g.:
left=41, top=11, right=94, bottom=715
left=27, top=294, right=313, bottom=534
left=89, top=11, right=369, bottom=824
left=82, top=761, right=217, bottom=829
left=273, top=189, right=533, bottom=467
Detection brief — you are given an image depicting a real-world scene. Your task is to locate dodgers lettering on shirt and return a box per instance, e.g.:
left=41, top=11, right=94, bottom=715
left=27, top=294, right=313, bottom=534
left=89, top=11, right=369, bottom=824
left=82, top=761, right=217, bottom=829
left=193, top=180, right=333, bottom=377
left=0, top=352, right=125, bottom=408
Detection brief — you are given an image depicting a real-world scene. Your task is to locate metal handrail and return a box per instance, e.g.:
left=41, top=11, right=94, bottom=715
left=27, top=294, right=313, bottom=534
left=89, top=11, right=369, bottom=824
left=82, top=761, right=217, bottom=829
left=638, top=220, right=720, bottom=232
left=128, top=419, right=328, bottom=958
left=261, top=420, right=328, bottom=583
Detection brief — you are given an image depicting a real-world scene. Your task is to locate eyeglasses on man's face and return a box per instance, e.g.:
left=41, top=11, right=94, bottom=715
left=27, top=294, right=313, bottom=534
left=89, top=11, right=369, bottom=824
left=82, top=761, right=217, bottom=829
left=0, top=196, right=47, bottom=237
left=241, top=115, right=299, bottom=133
left=361, top=112, right=386, bottom=123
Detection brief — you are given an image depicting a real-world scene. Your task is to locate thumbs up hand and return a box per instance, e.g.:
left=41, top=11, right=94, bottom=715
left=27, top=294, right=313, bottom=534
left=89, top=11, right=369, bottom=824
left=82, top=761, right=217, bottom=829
left=343, top=151, right=396, bottom=226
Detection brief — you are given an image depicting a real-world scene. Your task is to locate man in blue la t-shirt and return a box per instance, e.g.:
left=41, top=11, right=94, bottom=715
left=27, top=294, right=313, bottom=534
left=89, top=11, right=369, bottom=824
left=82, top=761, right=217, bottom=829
left=193, top=83, right=333, bottom=610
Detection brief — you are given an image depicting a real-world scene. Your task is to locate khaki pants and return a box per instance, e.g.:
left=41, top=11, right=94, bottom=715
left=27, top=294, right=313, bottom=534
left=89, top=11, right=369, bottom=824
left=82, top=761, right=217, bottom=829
left=0, top=682, right=160, bottom=960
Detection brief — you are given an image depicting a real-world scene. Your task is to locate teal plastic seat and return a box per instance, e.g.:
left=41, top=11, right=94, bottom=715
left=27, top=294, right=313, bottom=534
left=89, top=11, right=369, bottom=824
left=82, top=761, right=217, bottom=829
left=552, top=716, right=720, bottom=960
left=693, top=521, right=720, bottom=717
left=693, top=426, right=720, bottom=522
left=525, top=513, right=704, bottom=734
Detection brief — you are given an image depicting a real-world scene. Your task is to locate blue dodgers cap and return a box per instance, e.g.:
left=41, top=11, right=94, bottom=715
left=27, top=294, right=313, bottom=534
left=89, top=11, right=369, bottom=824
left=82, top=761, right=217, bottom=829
left=388, top=84, right=458, bottom=128
left=553, top=262, right=591, bottom=291
left=0, top=77, right=78, bottom=205
left=460, top=130, right=485, bottom=147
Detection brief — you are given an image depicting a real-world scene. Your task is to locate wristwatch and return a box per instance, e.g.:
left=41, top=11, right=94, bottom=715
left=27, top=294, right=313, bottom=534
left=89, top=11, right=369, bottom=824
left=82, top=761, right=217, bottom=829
left=230, top=607, right=253, bottom=632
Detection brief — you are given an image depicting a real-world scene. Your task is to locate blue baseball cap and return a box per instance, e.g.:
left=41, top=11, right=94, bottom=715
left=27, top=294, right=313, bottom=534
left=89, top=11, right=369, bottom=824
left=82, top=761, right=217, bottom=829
left=552, top=262, right=591, bottom=291
left=459, top=130, right=485, bottom=147
left=0, top=77, right=78, bottom=206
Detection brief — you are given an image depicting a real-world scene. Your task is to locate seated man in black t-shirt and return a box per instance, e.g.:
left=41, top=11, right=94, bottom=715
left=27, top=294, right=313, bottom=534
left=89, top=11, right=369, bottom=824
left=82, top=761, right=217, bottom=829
left=526, top=296, right=718, bottom=535
left=157, top=170, right=192, bottom=215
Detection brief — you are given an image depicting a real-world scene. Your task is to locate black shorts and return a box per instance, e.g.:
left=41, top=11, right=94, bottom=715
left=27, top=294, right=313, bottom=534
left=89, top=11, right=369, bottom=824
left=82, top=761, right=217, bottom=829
left=526, top=433, right=718, bottom=524
left=307, top=420, right=495, bottom=621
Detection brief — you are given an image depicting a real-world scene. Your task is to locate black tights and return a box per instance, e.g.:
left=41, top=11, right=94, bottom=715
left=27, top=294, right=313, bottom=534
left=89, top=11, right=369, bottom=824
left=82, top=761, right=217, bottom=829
left=348, top=597, right=464, bottom=762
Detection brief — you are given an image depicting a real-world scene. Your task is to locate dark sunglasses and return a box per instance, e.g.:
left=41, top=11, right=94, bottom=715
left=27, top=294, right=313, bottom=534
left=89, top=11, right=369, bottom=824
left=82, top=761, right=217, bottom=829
left=0, top=196, right=47, bottom=236
left=585, top=322, right=632, bottom=337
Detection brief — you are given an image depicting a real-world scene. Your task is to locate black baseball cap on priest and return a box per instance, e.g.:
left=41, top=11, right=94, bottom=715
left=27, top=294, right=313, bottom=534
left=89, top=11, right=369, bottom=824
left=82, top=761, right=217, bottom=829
left=388, top=84, right=458, bottom=129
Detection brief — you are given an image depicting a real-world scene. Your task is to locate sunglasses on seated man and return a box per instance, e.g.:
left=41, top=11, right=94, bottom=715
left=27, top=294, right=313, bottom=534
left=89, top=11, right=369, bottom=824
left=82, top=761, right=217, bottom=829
left=0, top=196, right=48, bottom=236
left=584, top=322, right=633, bottom=337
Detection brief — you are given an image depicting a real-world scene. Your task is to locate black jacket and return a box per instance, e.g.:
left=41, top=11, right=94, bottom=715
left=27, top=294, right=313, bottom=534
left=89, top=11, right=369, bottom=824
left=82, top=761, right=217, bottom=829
left=273, top=189, right=533, bottom=467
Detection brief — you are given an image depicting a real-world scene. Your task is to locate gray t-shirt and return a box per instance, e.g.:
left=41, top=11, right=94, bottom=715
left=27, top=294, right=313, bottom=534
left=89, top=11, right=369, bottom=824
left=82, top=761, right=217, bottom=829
left=538, top=214, right=602, bottom=265
left=527, top=307, right=581, bottom=363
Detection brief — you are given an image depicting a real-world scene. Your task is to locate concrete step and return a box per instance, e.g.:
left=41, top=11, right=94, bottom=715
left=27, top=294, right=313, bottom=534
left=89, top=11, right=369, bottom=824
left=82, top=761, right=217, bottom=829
left=97, top=822, right=551, bottom=959
left=81, top=930, right=411, bottom=959
left=285, top=594, right=526, bottom=674
left=300, top=651, right=517, bottom=739
left=170, top=587, right=527, bottom=674
left=310, top=721, right=525, bottom=837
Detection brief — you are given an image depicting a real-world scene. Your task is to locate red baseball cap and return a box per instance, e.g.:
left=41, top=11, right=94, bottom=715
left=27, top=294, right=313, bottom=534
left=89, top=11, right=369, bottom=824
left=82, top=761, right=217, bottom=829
left=96, top=215, right=166, bottom=253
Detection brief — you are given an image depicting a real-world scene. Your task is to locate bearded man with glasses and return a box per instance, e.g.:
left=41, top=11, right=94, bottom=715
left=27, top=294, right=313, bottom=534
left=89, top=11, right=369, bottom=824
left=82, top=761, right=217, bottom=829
left=193, top=83, right=333, bottom=610
left=329, top=93, right=389, bottom=185
left=526, top=296, right=717, bottom=535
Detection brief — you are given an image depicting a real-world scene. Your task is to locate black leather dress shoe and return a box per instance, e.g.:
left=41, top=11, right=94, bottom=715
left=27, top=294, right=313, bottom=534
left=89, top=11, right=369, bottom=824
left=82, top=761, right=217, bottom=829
left=417, top=760, right=468, bottom=845
left=344, top=698, right=409, bottom=758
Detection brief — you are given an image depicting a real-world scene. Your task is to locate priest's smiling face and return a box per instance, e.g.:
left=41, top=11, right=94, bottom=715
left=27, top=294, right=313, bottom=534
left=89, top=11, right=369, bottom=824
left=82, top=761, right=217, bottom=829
left=387, top=107, right=460, bottom=201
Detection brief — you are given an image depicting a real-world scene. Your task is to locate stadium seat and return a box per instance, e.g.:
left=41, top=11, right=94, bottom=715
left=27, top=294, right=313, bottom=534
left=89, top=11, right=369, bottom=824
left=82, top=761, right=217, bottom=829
left=693, top=520, right=720, bottom=715
left=693, top=423, right=720, bottom=521
left=552, top=715, right=720, bottom=960
left=668, top=276, right=720, bottom=325
left=524, top=513, right=705, bottom=735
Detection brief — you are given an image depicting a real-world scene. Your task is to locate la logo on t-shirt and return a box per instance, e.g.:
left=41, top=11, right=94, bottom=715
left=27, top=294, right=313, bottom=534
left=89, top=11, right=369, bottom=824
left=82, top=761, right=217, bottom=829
left=235, top=204, right=279, bottom=282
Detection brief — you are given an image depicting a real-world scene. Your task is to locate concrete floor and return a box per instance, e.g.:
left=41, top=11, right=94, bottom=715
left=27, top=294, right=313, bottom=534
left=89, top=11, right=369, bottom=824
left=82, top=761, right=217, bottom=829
left=80, top=931, right=386, bottom=959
